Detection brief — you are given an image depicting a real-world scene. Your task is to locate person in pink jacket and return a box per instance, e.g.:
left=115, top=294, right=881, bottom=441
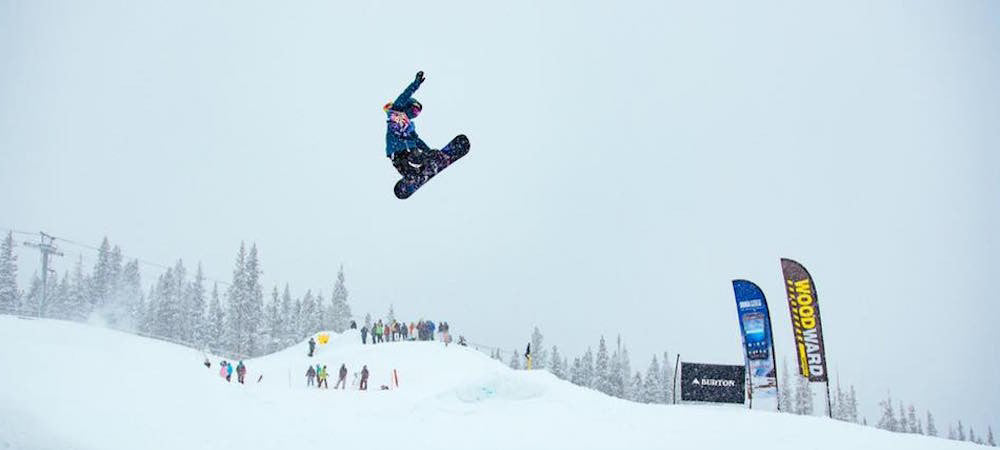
left=219, top=361, right=229, bottom=381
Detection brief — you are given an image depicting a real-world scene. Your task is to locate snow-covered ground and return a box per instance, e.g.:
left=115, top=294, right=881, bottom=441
left=0, top=316, right=976, bottom=450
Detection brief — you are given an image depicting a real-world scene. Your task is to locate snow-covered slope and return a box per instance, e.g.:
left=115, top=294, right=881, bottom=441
left=0, top=317, right=974, bottom=450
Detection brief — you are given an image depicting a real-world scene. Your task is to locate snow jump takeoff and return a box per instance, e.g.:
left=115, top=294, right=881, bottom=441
left=384, top=71, right=470, bottom=199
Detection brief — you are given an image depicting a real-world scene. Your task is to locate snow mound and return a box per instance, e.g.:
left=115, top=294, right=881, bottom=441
left=0, top=317, right=972, bottom=450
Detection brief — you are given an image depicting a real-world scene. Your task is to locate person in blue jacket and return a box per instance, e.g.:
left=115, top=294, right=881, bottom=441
left=384, top=71, right=436, bottom=178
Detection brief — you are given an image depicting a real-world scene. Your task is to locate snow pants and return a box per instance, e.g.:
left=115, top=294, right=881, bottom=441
left=335, top=377, right=346, bottom=389
left=391, top=149, right=443, bottom=178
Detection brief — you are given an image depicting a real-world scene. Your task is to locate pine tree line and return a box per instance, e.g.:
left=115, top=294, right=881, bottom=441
left=0, top=233, right=353, bottom=359
left=512, top=326, right=676, bottom=405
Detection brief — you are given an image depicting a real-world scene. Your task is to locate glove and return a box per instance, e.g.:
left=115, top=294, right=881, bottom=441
left=415, top=71, right=425, bottom=84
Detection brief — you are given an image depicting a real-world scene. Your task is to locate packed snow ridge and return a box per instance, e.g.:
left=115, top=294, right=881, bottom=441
left=0, top=317, right=974, bottom=450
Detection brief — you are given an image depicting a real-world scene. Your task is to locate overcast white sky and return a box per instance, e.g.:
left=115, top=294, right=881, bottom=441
left=2, top=0, right=997, bottom=432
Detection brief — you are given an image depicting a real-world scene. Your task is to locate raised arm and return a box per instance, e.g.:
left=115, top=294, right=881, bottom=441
left=392, top=71, right=425, bottom=110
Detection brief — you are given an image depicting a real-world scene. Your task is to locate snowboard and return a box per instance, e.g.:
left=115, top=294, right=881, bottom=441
left=393, top=135, right=470, bottom=199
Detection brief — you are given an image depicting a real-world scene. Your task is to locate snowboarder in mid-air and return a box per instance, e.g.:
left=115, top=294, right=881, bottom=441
left=384, top=71, right=470, bottom=199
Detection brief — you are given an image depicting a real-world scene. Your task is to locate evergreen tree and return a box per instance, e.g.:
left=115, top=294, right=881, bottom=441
left=609, top=337, right=623, bottom=397
left=139, top=284, right=157, bottom=333
left=948, top=425, right=957, bottom=440
left=833, top=381, right=846, bottom=421
left=970, top=427, right=978, bottom=444
left=225, top=243, right=249, bottom=355
left=315, top=291, right=327, bottom=330
left=779, top=357, right=793, bottom=413
left=594, top=336, right=612, bottom=395
left=116, top=260, right=143, bottom=331
left=265, top=286, right=282, bottom=353
left=794, top=374, right=814, bottom=416
left=207, top=283, right=225, bottom=352
left=50, top=272, right=71, bottom=320
left=530, top=327, right=547, bottom=370
left=897, top=402, right=907, bottom=433
left=581, top=347, right=595, bottom=388
left=660, top=351, right=674, bottom=404
left=958, top=421, right=966, bottom=441
left=925, top=411, right=937, bottom=437
left=641, top=355, right=661, bottom=404
left=550, top=345, right=564, bottom=379
left=387, top=304, right=396, bottom=324
left=89, top=237, right=115, bottom=311
left=329, top=265, right=352, bottom=332
left=291, top=296, right=303, bottom=341
left=156, top=261, right=188, bottom=340
left=66, top=257, right=90, bottom=321
left=570, top=357, right=583, bottom=385
left=906, top=404, right=919, bottom=433
left=279, top=284, right=293, bottom=346
left=0, top=231, right=19, bottom=313
left=244, top=244, right=264, bottom=355
left=187, top=263, right=207, bottom=347
left=100, top=245, right=126, bottom=326
left=986, top=426, right=994, bottom=446
left=619, top=341, right=632, bottom=400
left=629, top=371, right=643, bottom=402
left=846, top=385, right=859, bottom=423
left=300, top=290, right=320, bottom=336
left=877, top=392, right=897, bottom=431
left=508, top=348, right=521, bottom=369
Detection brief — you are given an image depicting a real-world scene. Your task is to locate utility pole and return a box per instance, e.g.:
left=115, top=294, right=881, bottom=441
left=23, top=232, right=63, bottom=317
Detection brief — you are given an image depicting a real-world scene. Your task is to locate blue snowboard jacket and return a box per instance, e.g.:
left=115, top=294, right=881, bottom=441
left=385, top=79, right=429, bottom=157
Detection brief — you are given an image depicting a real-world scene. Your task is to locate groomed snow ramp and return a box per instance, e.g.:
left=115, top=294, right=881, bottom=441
left=0, top=317, right=975, bottom=450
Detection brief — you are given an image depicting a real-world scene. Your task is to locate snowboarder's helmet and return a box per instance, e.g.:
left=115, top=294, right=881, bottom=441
left=408, top=99, right=422, bottom=117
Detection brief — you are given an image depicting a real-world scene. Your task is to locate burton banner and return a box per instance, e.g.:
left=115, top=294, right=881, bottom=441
left=781, top=258, right=829, bottom=382
left=732, top=279, right=778, bottom=408
left=680, top=362, right=746, bottom=404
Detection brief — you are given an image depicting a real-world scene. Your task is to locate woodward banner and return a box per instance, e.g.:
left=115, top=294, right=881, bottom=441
left=781, top=258, right=829, bottom=382
left=732, top=279, right=778, bottom=406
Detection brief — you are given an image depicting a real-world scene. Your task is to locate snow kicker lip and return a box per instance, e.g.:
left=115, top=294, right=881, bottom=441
left=451, top=373, right=547, bottom=403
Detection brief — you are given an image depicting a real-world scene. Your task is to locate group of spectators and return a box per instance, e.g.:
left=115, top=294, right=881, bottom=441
left=208, top=359, right=248, bottom=384
left=306, top=363, right=370, bottom=390
left=360, top=319, right=453, bottom=345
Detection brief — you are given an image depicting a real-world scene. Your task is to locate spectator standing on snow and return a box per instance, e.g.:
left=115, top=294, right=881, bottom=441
left=226, top=361, right=234, bottom=382
left=361, top=325, right=369, bottom=344
left=384, top=323, right=391, bottom=342
left=409, top=322, right=415, bottom=340
left=219, top=361, right=228, bottom=380
left=335, top=364, right=348, bottom=389
left=308, top=337, right=316, bottom=357
left=360, top=365, right=369, bottom=391
left=428, top=321, right=436, bottom=340
left=318, top=365, right=329, bottom=389
left=306, top=365, right=316, bottom=387
left=236, top=361, right=247, bottom=384
left=374, top=320, right=384, bottom=343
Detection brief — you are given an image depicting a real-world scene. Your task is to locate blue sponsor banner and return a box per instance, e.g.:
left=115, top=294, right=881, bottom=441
left=732, top=279, right=779, bottom=409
